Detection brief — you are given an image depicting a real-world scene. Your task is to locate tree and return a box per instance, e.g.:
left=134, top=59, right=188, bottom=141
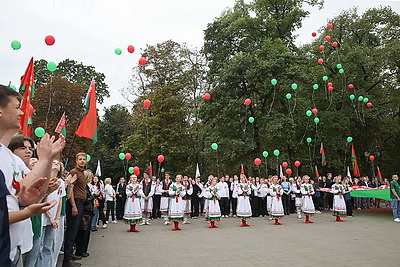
left=34, top=59, right=109, bottom=103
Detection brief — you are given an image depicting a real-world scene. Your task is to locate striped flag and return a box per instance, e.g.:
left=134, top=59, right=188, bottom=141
left=149, top=162, right=153, bottom=178
left=240, top=164, right=245, bottom=174
left=351, top=144, right=360, bottom=177
left=75, top=79, right=98, bottom=143
left=315, top=165, right=320, bottom=178
left=55, top=112, right=67, bottom=137
left=320, top=143, right=326, bottom=166
left=19, top=57, right=35, bottom=137
left=377, top=166, right=383, bottom=183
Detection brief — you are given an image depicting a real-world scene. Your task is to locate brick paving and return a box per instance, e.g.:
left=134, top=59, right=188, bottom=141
left=58, top=209, right=398, bottom=267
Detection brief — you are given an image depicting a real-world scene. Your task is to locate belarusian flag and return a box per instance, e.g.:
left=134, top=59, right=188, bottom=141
left=149, top=162, right=153, bottom=178
left=55, top=112, right=67, bottom=137
left=240, top=164, right=245, bottom=174
left=75, top=79, right=98, bottom=143
left=19, top=57, right=35, bottom=137
left=320, top=143, right=326, bottom=166
left=315, top=165, right=320, bottom=178
left=351, top=144, right=360, bottom=177
left=377, top=166, right=383, bottom=183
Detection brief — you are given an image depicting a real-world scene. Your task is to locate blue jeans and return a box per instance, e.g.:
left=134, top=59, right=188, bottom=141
left=91, top=206, right=99, bottom=229
left=37, top=225, right=56, bottom=267
left=23, top=234, right=43, bottom=267
left=392, top=199, right=400, bottom=219
left=52, top=215, right=65, bottom=267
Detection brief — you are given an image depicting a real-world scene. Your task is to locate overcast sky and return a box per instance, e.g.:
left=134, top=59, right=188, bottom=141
left=1, top=0, right=399, bottom=115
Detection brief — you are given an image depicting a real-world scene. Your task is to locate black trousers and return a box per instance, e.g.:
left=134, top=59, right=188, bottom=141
left=191, top=196, right=199, bottom=217
left=259, top=197, right=267, bottom=216
left=98, top=198, right=107, bottom=224
left=219, top=197, right=229, bottom=216
left=106, top=200, right=115, bottom=221
left=231, top=198, right=237, bottom=215
left=200, top=197, right=205, bottom=215
left=75, top=210, right=92, bottom=255
left=116, top=196, right=126, bottom=220
left=290, top=196, right=295, bottom=213
left=152, top=195, right=161, bottom=219
left=282, top=194, right=290, bottom=215
left=64, top=199, right=84, bottom=262
left=251, top=196, right=259, bottom=217
left=313, top=196, right=321, bottom=211
left=345, top=199, right=353, bottom=216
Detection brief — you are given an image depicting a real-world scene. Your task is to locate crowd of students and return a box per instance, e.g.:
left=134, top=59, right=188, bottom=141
left=1, top=84, right=399, bottom=267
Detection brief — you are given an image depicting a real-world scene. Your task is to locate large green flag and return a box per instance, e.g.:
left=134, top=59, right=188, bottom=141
left=351, top=188, right=391, bottom=201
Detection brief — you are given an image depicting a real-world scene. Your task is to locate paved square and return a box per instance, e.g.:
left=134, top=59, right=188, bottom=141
left=58, top=210, right=398, bottom=267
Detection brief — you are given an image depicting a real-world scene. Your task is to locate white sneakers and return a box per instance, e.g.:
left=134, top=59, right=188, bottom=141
left=102, top=224, right=107, bottom=229
left=164, top=220, right=171, bottom=225
left=394, top=218, right=400, bottom=222
left=112, top=220, right=117, bottom=224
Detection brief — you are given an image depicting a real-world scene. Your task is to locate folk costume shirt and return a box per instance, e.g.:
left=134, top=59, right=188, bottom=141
left=167, top=182, right=186, bottom=222
left=300, top=183, right=315, bottom=216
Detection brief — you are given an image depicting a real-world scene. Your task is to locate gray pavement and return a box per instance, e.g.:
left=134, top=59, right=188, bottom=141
left=58, top=210, right=398, bottom=267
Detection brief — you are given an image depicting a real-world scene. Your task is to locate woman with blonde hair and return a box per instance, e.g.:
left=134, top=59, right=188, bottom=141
left=203, top=177, right=221, bottom=228
left=168, top=175, right=186, bottom=231
left=331, top=176, right=347, bottom=222
left=124, top=175, right=144, bottom=232
left=237, top=174, right=252, bottom=227
left=104, top=178, right=117, bottom=224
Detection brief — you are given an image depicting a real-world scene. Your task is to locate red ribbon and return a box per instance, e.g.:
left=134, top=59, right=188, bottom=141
left=132, top=194, right=135, bottom=202
left=214, top=196, right=216, bottom=204
left=339, top=193, right=343, bottom=199
left=244, top=192, right=246, bottom=199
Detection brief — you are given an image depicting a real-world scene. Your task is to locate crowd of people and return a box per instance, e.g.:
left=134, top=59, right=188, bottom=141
left=1, top=84, right=400, bottom=267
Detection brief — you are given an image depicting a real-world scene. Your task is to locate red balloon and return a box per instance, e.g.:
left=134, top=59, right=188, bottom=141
left=127, top=45, right=135, bottom=53
left=45, top=35, right=55, bottom=46
left=328, top=86, right=334, bottom=92
left=366, top=102, right=373, bottom=108
left=319, top=45, right=325, bottom=51
left=282, top=162, right=288, bottom=168
left=254, top=158, right=261, bottom=166
left=125, top=153, right=132, bottom=160
left=325, top=36, right=331, bottom=41
left=348, top=84, right=354, bottom=89
left=327, top=82, right=333, bottom=87
left=133, top=166, right=140, bottom=176
left=369, top=155, right=375, bottom=161
left=204, top=93, right=211, bottom=100
left=294, top=161, right=301, bottom=167
left=157, top=154, right=165, bottom=163
left=318, top=58, right=324, bottom=64
left=285, top=168, right=292, bottom=175
left=332, top=42, right=338, bottom=47
left=139, top=57, right=147, bottom=65
left=312, top=108, right=318, bottom=114
left=143, top=99, right=151, bottom=108
left=312, top=32, right=317, bottom=37
left=327, top=24, right=333, bottom=29
left=244, top=98, right=252, bottom=106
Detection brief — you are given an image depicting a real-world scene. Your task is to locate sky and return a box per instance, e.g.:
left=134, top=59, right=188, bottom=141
left=1, top=0, right=399, bottom=115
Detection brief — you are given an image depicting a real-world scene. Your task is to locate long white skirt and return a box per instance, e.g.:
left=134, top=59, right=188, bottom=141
left=160, top=196, right=169, bottom=212
left=123, top=196, right=143, bottom=224
left=271, top=195, right=284, bottom=218
left=237, top=196, right=252, bottom=219
left=183, top=199, right=191, bottom=215
left=295, top=196, right=302, bottom=207
left=205, top=198, right=221, bottom=221
left=266, top=195, right=272, bottom=213
left=332, top=195, right=347, bottom=217
left=140, top=197, right=153, bottom=213
left=301, top=195, right=315, bottom=216
left=168, top=197, right=184, bottom=222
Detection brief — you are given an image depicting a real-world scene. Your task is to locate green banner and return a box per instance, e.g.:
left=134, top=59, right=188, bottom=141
left=350, top=188, right=391, bottom=201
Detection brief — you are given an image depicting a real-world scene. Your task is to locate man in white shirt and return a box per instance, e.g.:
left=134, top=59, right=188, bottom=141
left=217, top=177, right=230, bottom=217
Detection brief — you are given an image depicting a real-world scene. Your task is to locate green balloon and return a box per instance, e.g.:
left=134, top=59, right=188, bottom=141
left=115, top=48, right=122, bottom=55
left=211, top=143, right=218, bottom=150
left=86, top=154, right=91, bottom=162
left=314, top=118, right=320, bottom=124
left=286, top=93, right=292, bottom=100
left=346, top=137, right=353, bottom=143
left=291, top=83, right=298, bottom=90
left=128, top=167, right=134, bottom=174
left=306, top=110, right=312, bottom=117
left=119, top=153, right=125, bottom=160
left=336, top=64, right=342, bottom=69
left=273, top=149, right=280, bottom=156
left=262, top=151, right=269, bottom=158
left=363, top=97, right=369, bottom=103
left=339, top=69, right=344, bottom=74
left=350, top=94, right=355, bottom=100
left=322, top=76, right=328, bottom=81
left=9, top=85, right=17, bottom=91
left=11, top=40, right=21, bottom=50
left=47, top=62, right=57, bottom=72
left=34, top=127, right=45, bottom=138
left=271, top=79, right=277, bottom=85
left=313, top=84, right=319, bottom=90
left=358, top=96, right=364, bottom=101
left=306, top=137, right=312, bottom=143
left=248, top=117, right=255, bottom=123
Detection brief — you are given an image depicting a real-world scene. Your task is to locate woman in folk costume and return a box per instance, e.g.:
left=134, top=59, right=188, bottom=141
left=124, top=175, right=145, bottom=232
left=182, top=175, right=193, bottom=224
left=300, top=175, right=315, bottom=223
left=331, top=176, right=347, bottom=222
left=161, top=172, right=172, bottom=225
left=292, top=176, right=303, bottom=219
left=270, top=176, right=284, bottom=225
left=203, top=177, right=221, bottom=228
left=265, top=177, right=273, bottom=220
left=168, top=174, right=187, bottom=231
left=236, top=174, right=252, bottom=227
left=203, top=175, right=214, bottom=218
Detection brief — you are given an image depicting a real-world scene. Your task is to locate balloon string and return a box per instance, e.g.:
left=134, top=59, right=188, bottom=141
left=44, top=77, right=53, bottom=129
left=243, top=105, right=247, bottom=133
left=266, top=85, right=276, bottom=117
left=343, top=143, right=348, bottom=175
left=308, top=143, right=313, bottom=172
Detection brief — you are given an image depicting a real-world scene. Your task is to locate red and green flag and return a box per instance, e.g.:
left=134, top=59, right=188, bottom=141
left=75, top=79, right=98, bottom=143
left=377, top=166, right=383, bottom=183
left=55, top=112, right=67, bottom=137
left=149, top=162, right=153, bottom=178
left=351, top=144, right=360, bottom=177
left=240, top=164, right=245, bottom=174
left=320, top=143, right=326, bottom=166
left=19, top=57, right=35, bottom=137
left=315, top=165, right=320, bottom=178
